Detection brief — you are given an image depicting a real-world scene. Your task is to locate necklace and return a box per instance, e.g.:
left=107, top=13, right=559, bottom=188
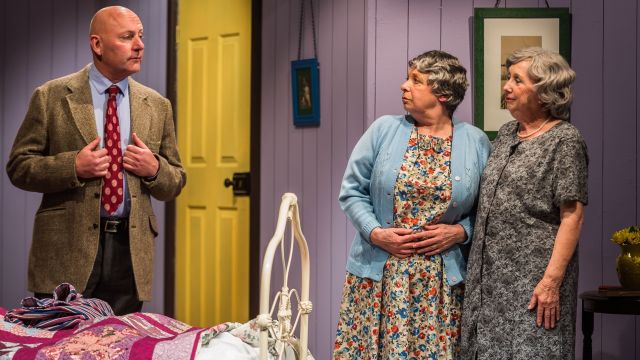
left=517, top=118, right=551, bottom=139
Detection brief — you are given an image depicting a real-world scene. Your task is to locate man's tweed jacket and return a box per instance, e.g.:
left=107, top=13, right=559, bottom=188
left=6, top=65, right=186, bottom=301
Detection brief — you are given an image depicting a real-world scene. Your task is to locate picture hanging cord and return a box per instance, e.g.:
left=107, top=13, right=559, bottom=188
left=494, top=0, right=551, bottom=8
left=297, top=0, right=318, bottom=60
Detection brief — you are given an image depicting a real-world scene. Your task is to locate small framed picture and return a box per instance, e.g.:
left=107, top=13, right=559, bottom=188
left=291, top=58, right=320, bottom=127
left=473, top=8, right=571, bottom=139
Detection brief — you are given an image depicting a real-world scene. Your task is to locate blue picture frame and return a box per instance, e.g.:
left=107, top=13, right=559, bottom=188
left=291, top=58, right=320, bottom=127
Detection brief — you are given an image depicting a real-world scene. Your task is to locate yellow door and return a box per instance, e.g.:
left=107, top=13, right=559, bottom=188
left=175, top=0, right=252, bottom=327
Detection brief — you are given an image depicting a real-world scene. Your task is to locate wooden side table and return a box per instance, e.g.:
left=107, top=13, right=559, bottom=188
left=580, top=290, right=640, bottom=360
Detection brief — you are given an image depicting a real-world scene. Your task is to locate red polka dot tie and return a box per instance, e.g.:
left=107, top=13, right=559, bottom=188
left=101, top=85, right=124, bottom=215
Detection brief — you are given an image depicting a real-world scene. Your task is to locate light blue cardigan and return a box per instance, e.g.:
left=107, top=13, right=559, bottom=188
left=339, top=115, right=490, bottom=285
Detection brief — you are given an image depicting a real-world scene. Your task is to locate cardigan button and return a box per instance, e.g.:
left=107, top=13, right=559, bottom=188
left=455, top=176, right=461, bottom=181
left=453, top=202, right=458, bottom=208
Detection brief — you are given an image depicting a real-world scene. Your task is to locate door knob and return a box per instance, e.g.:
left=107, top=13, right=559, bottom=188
left=223, top=173, right=251, bottom=196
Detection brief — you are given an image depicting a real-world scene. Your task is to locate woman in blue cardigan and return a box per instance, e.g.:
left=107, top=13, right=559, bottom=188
left=333, top=50, right=490, bottom=359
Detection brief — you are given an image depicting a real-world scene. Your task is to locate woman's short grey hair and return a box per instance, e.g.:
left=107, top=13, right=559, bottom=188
left=408, top=50, right=468, bottom=117
left=506, top=47, right=576, bottom=120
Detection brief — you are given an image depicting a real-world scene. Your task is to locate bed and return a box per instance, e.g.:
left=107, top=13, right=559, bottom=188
left=0, top=193, right=313, bottom=360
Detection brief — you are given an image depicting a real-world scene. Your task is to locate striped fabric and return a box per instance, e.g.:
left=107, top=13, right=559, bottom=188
left=4, top=283, right=114, bottom=330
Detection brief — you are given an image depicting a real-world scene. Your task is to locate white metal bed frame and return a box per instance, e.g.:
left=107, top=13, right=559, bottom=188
left=256, top=193, right=312, bottom=360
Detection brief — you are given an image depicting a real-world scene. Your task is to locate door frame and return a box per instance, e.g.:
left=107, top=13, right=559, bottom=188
left=164, top=0, right=261, bottom=317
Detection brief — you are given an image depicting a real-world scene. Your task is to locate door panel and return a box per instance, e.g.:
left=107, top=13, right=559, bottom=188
left=176, top=0, right=251, bottom=327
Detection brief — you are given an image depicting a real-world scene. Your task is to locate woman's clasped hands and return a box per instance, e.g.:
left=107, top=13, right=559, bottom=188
left=370, top=224, right=466, bottom=258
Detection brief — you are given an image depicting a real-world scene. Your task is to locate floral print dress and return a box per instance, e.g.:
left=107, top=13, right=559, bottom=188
left=334, top=128, right=464, bottom=360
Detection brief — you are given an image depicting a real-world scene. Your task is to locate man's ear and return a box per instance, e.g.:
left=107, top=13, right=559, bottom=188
left=438, top=96, right=447, bottom=103
left=90, top=35, right=102, bottom=57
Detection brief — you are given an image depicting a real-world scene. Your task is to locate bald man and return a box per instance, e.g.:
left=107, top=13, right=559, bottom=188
left=6, top=6, right=186, bottom=315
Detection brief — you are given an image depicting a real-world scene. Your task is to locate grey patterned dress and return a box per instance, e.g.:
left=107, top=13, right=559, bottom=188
left=461, top=120, right=588, bottom=359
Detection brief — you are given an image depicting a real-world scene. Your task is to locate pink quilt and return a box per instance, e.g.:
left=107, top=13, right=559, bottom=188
left=0, top=307, right=207, bottom=359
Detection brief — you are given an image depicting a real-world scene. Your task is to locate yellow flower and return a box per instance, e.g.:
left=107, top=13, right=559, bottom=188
left=611, top=226, right=640, bottom=245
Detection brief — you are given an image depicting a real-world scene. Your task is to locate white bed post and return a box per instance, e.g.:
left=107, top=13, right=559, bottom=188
left=257, top=193, right=312, bottom=360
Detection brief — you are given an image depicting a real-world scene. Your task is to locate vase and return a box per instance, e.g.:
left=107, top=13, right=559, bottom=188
left=616, top=244, right=640, bottom=289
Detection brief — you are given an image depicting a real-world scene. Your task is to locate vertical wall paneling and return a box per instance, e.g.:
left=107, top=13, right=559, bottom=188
left=288, top=0, right=303, bottom=200
left=473, top=0, right=498, bottom=9
left=346, top=0, right=366, bottom=275
left=329, top=1, right=349, bottom=358
left=259, top=0, right=277, bottom=267
left=365, top=0, right=376, bottom=126
left=637, top=2, right=640, bottom=354
left=637, top=1, right=640, bottom=354
left=407, top=0, right=441, bottom=62
left=274, top=0, right=291, bottom=231
left=634, top=0, right=639, bottom=354
left=76, top=1, right=96, bottom=68
left=603, top=0, right=638, bottom=357
left=0, top=0, right=6, bottom=307
left=314, top=0, right=335, bottom=358
left=374, top=0, right=408, bottom=118
left=286, top=0, right=304, bottom=335
left=26, top=0, right=54, bottom=297
left=53, top=1, right=79, bottom=78
left=346, top=0, right=367, bottom=169
left=260, top=0, right=289, bottom=333
left=551, top=0, right=571, bottom=8
left=300, top=97, right=320, bottom=358
left=290, top=0, right=304, bottom=279
left=300, top=0, right=320, bottom=349
left=2, top=0, right=30, bottom=309
left=269, top=0, right=292, bottom=314
left=260, top=0, right=289, bottom=336
left=258, top=0, right=281, bottom=340
left=571, top=0, right=604, bottom=357
left=441, top=1, right=473, bottom=123
left=505, top=0, right=540, bottom=8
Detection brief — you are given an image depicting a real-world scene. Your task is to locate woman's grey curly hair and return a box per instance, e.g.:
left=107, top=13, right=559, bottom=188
left=408, top=50, right=468, bottom=117
left=506, top=47, right=576, bottom=120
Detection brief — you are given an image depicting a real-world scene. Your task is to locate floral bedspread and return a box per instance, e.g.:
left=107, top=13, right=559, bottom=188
left=0, top=307, right=206, bottom=360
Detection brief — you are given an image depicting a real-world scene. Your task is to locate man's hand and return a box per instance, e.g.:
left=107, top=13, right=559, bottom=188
left=75, top=137, right=109, bottom=179
left=123, top=133, right=159, bottom=177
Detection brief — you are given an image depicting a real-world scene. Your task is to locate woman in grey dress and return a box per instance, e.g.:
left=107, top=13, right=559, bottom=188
left=461, top=47, right=588, bottom=359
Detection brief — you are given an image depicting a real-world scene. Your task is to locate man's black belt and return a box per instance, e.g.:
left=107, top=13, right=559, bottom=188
left=100, top=218, right=129, bottom=233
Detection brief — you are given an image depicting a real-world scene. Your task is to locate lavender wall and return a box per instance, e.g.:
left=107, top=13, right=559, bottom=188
left=259, top=0, right=640, bottom=359
left=0, top=0, right=168, bottom=314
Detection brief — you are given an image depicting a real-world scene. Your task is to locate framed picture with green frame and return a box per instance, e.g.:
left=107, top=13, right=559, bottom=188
left=473, top=7, right=571, bottom=140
